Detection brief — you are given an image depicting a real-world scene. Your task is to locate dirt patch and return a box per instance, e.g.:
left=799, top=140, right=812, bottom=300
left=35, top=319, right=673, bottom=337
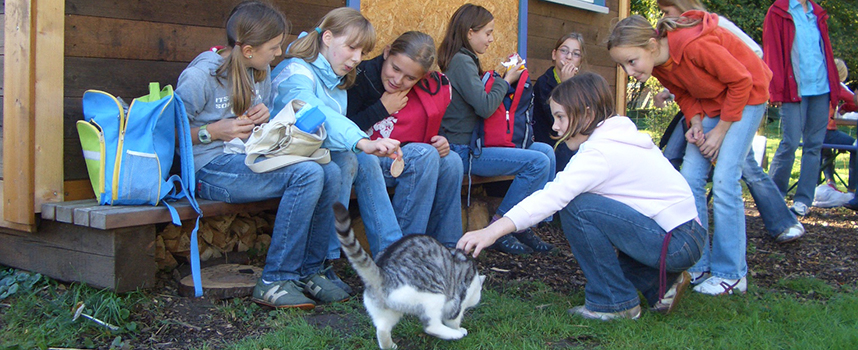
left=77, top=203, right=858, bottom=348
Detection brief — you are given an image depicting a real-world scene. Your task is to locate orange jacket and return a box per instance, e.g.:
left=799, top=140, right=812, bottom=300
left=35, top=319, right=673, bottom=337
left=653, top=11, right=772, bottom=125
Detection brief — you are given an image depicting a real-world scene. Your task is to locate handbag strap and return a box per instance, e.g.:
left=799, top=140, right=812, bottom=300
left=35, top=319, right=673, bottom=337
left=245, top=148, right=331, bottom=173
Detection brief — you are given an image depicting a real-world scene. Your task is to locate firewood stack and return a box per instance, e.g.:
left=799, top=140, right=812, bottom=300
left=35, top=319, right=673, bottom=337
left=155, top=212, right=275, bottom=270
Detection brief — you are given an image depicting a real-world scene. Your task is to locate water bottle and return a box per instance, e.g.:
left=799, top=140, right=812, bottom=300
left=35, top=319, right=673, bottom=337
left=294, top=105, right=326, bottom=134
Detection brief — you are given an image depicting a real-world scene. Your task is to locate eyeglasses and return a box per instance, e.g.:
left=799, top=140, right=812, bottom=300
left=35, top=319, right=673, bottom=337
left=557, top=48, right=582, bottom=59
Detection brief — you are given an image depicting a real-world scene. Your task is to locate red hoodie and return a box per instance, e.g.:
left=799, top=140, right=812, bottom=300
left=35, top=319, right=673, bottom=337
left=653, top=11, right=772, bottom=125
left=762, top=0, right=839, bottom=108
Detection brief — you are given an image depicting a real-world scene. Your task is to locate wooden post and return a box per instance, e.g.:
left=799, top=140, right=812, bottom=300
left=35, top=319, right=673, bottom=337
left=615, top=0, right=630, bottom=116
left=2, top=0, right=65, bottom=228
left=3, top=0, right=37, bottom=226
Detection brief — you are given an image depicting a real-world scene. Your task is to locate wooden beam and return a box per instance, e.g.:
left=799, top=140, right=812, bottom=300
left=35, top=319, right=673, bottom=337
left=34, top=0, right=66, bottom=211
left=3, top=0, right=36, bottom=226
left=615, top=0, right=630, bottom=116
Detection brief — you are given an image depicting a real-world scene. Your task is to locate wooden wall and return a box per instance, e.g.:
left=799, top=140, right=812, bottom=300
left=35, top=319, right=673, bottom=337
left=527, top=0, right=621, bottom=93
left=59, top=0, right=344, bottom=181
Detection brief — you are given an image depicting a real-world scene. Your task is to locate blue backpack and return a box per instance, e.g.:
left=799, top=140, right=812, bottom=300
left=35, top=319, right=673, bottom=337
left=503, top=69, right=535, bottom=149
left=77, top=82, right=204, bottom=297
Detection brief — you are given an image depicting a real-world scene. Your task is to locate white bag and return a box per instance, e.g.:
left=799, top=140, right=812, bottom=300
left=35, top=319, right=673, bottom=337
left=243, top=99, right=330, bottom=173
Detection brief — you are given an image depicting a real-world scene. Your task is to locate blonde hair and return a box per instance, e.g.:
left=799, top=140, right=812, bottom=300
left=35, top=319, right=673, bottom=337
left=835, top=58, right=848, bottom=83
left=218, top=1, right=288, bottom=117
left=607, top=15, right=700, bottom=50
left=548, top=72, right=615, bottom=149
left=656, top=0, right=705, bottom=13
left=285, top=7, right=376, bottom=89
left=553, top=32, right=586, bottom=68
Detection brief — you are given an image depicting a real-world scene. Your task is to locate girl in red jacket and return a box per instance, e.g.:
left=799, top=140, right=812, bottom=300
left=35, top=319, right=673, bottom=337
left=608, top=13, right=772, bottom=296
left=763, top=0, right=839, bottom=216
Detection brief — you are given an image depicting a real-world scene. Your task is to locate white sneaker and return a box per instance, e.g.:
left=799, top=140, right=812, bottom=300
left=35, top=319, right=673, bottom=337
left=812, top=184, right=854, bottom=208
left=693, top=276, right=747, bottom=295
left=775, top=222, right=805, bottom=244
left=689, top=271, right=710, bottom=285
left=790, top=202, right=808, bottom=216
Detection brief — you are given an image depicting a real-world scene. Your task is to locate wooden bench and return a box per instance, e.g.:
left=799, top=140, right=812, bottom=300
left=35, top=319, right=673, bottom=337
left=8, top=175, right=513, bottom=292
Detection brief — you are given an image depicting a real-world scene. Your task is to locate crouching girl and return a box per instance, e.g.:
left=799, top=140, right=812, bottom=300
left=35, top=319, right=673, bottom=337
left=457, top=73, right=704, bottom=320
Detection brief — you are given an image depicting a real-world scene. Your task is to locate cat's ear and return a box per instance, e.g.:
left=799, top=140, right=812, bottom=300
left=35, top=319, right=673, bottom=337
left=479, top=275, right=486, bottom=284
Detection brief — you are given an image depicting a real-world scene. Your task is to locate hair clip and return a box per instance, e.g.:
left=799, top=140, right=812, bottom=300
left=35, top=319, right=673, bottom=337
left=315, top=27, right=323, bottom=34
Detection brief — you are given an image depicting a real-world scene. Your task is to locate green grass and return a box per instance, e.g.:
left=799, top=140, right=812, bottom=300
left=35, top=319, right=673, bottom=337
left=222, top=280, right=858, bottom=350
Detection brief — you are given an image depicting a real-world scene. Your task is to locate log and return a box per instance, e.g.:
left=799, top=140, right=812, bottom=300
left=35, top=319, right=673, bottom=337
left=178, top=264, right=262, bottom=299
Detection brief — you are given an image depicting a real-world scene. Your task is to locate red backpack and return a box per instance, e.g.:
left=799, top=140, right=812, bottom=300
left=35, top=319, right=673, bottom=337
left=479, top=69, right=531, bottom=148
left=369, top=72, right=451, bottom=143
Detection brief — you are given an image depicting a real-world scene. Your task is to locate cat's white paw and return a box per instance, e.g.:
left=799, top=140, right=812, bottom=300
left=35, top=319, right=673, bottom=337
left=458, top=327, right=468, bottom=336
left=426, top=325, right=467, bottom=340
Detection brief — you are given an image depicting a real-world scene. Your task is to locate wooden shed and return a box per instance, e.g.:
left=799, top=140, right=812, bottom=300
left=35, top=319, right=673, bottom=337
left=0, top=0, right=630, bottom=291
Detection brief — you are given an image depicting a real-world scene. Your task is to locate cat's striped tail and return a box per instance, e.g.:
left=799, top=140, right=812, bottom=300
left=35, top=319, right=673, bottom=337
left=332, top=202, right=383, bottom=291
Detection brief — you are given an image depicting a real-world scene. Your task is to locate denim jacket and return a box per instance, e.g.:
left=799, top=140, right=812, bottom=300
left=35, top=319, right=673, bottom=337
left=271, top=54, right=368, bottom=152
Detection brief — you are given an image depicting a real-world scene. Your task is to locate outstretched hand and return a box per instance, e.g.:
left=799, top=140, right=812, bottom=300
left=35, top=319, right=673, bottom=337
left=457, top=217, right=516, bottom=258
left=357, top=137, right=402, bottom=159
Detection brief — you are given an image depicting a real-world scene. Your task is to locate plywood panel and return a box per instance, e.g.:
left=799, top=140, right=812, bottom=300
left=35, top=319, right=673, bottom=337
left=361, top=0, right=519, bottom=73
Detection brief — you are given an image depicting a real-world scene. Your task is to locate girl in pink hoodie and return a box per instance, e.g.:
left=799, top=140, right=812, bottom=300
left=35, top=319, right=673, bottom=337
left=457, top=73, right=705, bottom=321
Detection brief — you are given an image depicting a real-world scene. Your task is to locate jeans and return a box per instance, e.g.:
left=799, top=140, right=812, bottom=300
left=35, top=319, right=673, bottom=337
left=196, top=154, right=339, bottom=282
left=328, top=151, right=359, bottom=260
left=375, top=143, right=464, bottom=249
left=451, top=142, right=551, bottom=216
left=681, top=103, right=765, bottom=280
left=768, top=94, right=831, bottom=205
left=662, top=118, right=798, bottom=238
left=559, top=193, right=704, bottom=312
left=821, top=129, right=856, bottom=191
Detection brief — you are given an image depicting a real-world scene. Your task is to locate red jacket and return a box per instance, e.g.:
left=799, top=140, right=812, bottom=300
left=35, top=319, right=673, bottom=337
left=762, top=0, right=839, bottom=108
left=653, top=11, right=772, bottom=124
left=828, top=83, right=857, bottom=130
left=369, top=72, right=451, bottom=143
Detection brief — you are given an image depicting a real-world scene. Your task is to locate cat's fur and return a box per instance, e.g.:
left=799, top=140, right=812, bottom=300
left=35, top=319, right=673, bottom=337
left=333, top=202, right=485, bottom=350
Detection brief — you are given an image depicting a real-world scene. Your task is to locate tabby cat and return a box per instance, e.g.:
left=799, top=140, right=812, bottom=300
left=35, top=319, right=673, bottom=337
left=333, top=202, right=485, bottom=350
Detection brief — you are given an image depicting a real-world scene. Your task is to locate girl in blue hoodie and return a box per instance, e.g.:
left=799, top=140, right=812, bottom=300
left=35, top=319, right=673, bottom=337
left=176, top=1, right=348, bottom=309
left=270, top=8, right=403, bottom=289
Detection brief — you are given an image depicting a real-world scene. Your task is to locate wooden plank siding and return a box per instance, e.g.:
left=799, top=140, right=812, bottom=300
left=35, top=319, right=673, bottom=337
left=59, top=0, right=345, bottom=182
left=526, top=0, right=621, bottom=95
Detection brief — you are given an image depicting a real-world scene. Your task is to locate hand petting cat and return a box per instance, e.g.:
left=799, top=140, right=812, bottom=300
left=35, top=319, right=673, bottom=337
left=457, top=217, right=518, bottom=258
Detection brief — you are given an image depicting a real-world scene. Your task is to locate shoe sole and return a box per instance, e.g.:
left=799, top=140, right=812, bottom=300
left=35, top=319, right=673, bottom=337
left=251, top=297, right=315, bottom=310
left=775, top=234, right=802, bottom=244
left=663, top=272, right=690, bottom=315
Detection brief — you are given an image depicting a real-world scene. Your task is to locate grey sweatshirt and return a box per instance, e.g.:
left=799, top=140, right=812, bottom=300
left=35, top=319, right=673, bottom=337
left=176, top=51, right=272, bottom=172
left=440, top=48, right=509, bottom=145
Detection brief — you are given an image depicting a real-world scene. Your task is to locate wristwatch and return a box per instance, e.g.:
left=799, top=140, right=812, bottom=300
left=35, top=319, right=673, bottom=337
left=198, top=124, right=212, bottom=144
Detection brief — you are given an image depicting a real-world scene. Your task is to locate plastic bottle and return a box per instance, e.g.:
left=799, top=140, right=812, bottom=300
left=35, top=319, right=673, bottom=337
left=294, top=105, right=326, bottom=133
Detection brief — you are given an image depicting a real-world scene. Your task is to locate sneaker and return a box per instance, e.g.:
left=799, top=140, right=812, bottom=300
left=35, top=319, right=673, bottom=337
left=790, top=202, right=808, bottom=216
left=651, top=271, right=691, bottom=315
left=512, top=229, right=554, bottom=253
left=812, top=184, right=854, bottom=208
left=689, top=271, right=710, bottom=285
left=489, top=234, right=533, bottom=255
left=775, top=222, right=805, bottom=244
left=322, top=261, right=354, bottom=295
left=568, top=305, right=641, bottom=321
left=251, top=279, right=315, bottom=309
left=692, top=276, right=747, bottom=295
left=844, top=197, right=858, bottom=211
left=301, top=273, right=350, bottom=303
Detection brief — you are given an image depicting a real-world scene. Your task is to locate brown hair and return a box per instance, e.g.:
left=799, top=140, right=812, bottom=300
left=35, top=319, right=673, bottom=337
left=548, top=72, right=615, bottom=148
left=437, top=4, right=494, bottom=72
left=388, top=31, right=436, bottom=74
left=607, top=15, right=699, bottom=51
left=656, top=0, right=705, bottom=13
left=285, top=7, right=376, bottom=89
left=218, top=1, right=288, bottom=117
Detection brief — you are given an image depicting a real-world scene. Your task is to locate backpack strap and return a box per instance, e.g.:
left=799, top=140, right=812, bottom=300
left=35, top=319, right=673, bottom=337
left=509, top=69, right=529, bottom=124
left=244, top=148, right=331, bottom=173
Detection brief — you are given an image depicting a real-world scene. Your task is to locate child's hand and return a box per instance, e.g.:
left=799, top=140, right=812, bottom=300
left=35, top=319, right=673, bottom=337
left=457, top=217, right=516, bottom=258
left=430, top=135, right=450, bottom=157
left=212, top=117, right=256, bottom=141
left=381, top=90, right=409, bottom=115
left=243, top=103, right=270, bottom=125
left=685, top=119, right=705, bottom=145
left=558, top=62, right=579, bottom=82
left=357, top=138, right=402, bottom=159
left=699, top=121, right=731, bottom=160
left=653, top=89, right=674, bottom=108
left=503, top=63, right=525, bottom=85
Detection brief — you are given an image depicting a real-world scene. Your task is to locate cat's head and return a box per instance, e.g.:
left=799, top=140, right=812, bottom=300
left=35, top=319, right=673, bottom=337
left=463, top=274, right=486, bottom=311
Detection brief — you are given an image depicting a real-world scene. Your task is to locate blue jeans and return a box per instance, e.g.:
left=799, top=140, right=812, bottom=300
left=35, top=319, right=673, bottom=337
left=196, top=154, right=339, bottom=282
left=451, top=142, right=551, bottom=216
left=663, top=118, right=798, bottom=238
left=821, top=129, right=856, bottom=191
left=328, top=151, right=359, bottom=260
left=768, top=94, right=831, bottom=205
left=681, top=104, right=765, bottom=280
left=376, top=143, right=464, bottom=249
left=560, top=193, right=704, bottom=312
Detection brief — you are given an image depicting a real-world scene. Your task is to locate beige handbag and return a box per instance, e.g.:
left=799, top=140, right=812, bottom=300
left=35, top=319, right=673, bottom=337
left=244, top=99, right=330, bottom=173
